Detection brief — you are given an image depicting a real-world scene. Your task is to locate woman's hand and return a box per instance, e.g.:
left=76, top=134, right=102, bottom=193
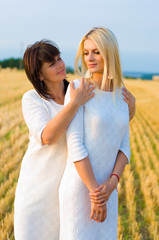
left=70, top=78, right=95, bottom=107
left=90, top=202, right=107, bottom=223
left=122, top=87, right=136, bottom=121
left=89, top=177, right=118, bottom=207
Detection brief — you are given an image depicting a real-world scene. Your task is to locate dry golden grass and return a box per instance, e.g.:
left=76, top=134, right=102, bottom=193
left=0, top=69, right=159, bottom=240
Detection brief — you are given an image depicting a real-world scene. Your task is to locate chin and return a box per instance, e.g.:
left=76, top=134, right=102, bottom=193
left=61, top=72, right=66, bottom=78
left=89, top=69, right=98, bottom=74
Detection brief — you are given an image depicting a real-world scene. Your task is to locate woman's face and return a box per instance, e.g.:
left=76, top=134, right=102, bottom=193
left=83, top=39, right=104, bottom=75
left=40, top=55, right=66, bottom=85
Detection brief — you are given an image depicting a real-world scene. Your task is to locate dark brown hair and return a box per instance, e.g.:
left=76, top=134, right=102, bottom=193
left=23, top=39, right=69, bottom=99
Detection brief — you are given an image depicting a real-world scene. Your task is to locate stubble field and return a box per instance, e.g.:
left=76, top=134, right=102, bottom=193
left=0, top=69, right=158, bottom=240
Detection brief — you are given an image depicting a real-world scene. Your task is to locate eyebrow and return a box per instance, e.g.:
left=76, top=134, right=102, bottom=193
left=84, top=48, right=98, bottom=51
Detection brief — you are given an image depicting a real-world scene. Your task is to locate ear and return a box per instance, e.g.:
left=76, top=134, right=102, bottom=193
left=39, top=73, right=44, bottom=81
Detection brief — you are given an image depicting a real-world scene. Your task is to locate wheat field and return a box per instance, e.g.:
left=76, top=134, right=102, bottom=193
left=0, top=69, right=158, bottom=240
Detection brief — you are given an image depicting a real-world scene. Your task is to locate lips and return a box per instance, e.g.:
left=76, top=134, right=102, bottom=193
left=88, top=64, right=97, bottom=68
left=57, top=69, right=65, bottom=74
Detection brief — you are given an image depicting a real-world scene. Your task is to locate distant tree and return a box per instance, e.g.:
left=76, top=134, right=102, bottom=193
left=0, top=58, right=74, bottom=72
left=66, top=67, right=74, bottom=73
left=0, top=58, right=24, bottom=69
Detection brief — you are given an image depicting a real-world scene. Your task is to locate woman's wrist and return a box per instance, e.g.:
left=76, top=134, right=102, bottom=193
left=108, top=175, right=118, bottom=191
left=69, top=98, right=80, bottom=109
left=89, top=183, right=99, bottom=193
left=110, top=173, right=120, bottom=183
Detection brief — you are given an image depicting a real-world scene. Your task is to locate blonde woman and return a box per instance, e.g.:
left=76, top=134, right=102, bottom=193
left=59, top=27, right=132, bottom=239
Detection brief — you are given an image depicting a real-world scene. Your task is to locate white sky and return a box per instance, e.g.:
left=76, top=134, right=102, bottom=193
left=0, top=0, right=159, bottom=72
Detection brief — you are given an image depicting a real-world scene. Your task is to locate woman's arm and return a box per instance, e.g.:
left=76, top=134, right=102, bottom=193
left=89, top=151, right=128, bottom=207
left=107, top=150, right=128, bottom=188
left=23, top=79, right=94, bottom=145
left=122, top=87, right=136, bottom=121
left=42, top=79, right=95, bottom=144
left=74, top=156, right=107, bottom=223
left=90, top=125, right=131, bottom=206
left=74, top=157, right=98, bottom=191
left=65, top=82, right=98, bottom=191
left=65, top=81, right=106, bottom=222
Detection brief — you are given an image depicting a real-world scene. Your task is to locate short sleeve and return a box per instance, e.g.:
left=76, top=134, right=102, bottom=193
left=64, top=80, right=88, bottom=162
left=22, top=91, right=51, bottom=145
left=119, top=124, right=131, bottom=163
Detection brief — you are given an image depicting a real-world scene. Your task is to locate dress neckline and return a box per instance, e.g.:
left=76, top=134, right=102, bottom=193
left=50, top=98, right=64, bottom=107
left=96, top=88, right=114, bottom=94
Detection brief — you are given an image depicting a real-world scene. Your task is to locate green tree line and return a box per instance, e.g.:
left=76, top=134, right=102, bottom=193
left=0, top=58, right=74, bottom=73
left=0, top=58, right=24, bottom=69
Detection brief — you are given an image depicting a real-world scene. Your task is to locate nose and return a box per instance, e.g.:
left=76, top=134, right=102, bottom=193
left=57, top=59, right=64, bottom=68
left=87, top=52, right=94, bottom=61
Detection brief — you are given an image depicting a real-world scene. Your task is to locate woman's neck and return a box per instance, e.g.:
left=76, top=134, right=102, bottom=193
left=47, top=81, right=65, bottom=104
left=92, top=73, right=113, bottom=92
left=92, top=73, right=103, bottom=88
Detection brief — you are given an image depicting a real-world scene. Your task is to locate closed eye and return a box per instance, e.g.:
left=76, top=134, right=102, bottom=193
left=94, top=51, right=100, bottom=55
left=83, top=51, right=100, bottom=55
left=49, top=62, right=55, bottom=67
left=57, top=56, right=62, bottom=61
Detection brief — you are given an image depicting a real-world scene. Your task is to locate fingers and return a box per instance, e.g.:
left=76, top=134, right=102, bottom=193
left=96, top=207, right=107, bottom=223
left=122, top=87, right=131, bottom=97
left=90, top=197, right=107, bottom=203
left=103, top=208, right=107, bottom=221
left=100, top=206, right=107, bottom=223
left=122, top=91, right=130, bottom=101
left=88, top=92, right=95, bottom=100
left=123, top=87, right=130, bottom=95
left=97, top=201, right=107, bottom=208
left=89, top=190, right=106, bottom=198
left=123, top=87, right=133, bottom=98
left=122, top=87, right=135, bottom=121
left=90, top=208, right=95, bottom=219
left=91, top=197, right=107, bottom=203
left=91, top=199, right=103, bottom=204
left=81, top=78, right=94, bottom=91
left=96, top=210, right=103, bottom=223
left=122, top=92, right=130, bottom=105
left=123, top=97, right=129, bottom=104
left=122, top=87, right=135, bottom=103
left=89, top=192, right=102, bottom=197
left=122, top=91, right=129, bottom=98
left=100, top=208, right=106, bottom=223
left=90, top=205, right=107, bottom=223
left=88, top=81, right=93, bottom=88
left=91, top=195, right=108, bottom=204
left=80, top=77, right=85, bottom=88
left=93, top=209, right=100, bottom=221
left=69, top=81, right=75, bottom=90
left=88, top=86, right=95, bottom=94
left=90, top=193, right=107, bottom=201
left=94, top=185, right=104, bottom=192
left=85, top=80, right=90, bottom=90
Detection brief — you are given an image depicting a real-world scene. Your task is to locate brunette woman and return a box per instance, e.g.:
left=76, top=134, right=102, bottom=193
left=14, top=40, right=95, bottom=240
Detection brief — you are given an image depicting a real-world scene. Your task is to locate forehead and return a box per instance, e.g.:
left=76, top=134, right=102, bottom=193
left=41, top=55, right=60, bottom=69
left=41, top=55, right=59, bottom=65
left=84, top=39, right=98, bottom=50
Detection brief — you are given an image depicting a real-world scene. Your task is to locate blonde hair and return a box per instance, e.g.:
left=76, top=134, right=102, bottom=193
left=74, top=27, right=124, bottom=92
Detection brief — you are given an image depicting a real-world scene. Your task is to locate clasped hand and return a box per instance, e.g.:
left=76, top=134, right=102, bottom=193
left=89, top=178, right=117, bottom=223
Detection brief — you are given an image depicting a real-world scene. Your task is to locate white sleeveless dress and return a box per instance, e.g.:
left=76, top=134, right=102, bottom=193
left=59, top=79, right=131, bottom=240
left=14, top=90, right=67, bottom=240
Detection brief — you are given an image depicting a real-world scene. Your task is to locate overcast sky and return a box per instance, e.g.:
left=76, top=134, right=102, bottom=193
left=0, top=0, right=159, bottom=72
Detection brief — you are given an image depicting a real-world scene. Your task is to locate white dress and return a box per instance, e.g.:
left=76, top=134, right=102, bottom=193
left=59, top=79, right=131, bottom=240
left=14, top=90, right=67, bottom=240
